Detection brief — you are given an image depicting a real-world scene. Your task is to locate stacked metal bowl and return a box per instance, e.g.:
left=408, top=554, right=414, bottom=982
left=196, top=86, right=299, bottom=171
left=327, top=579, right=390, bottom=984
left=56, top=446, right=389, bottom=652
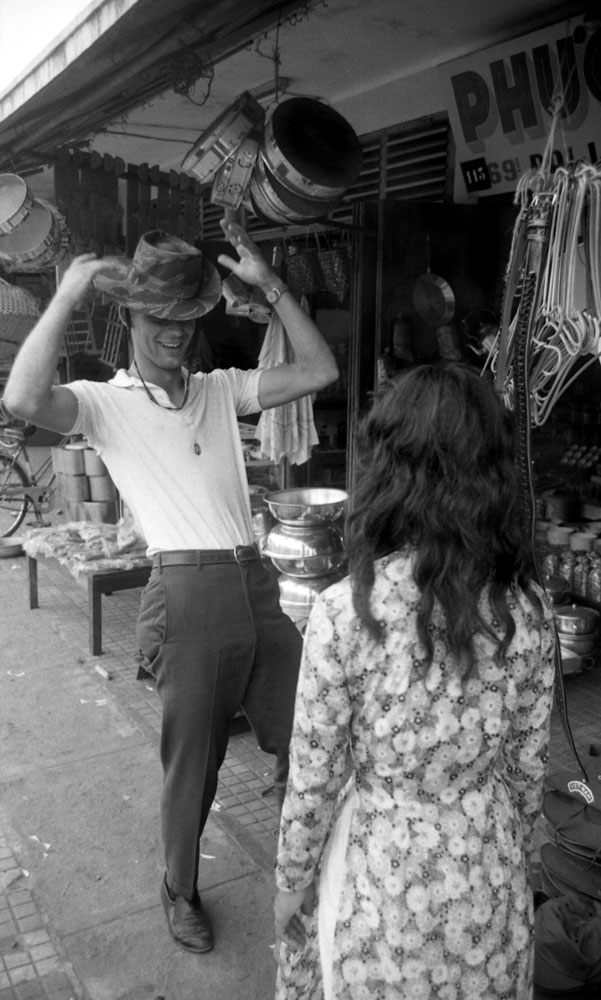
left=263, top=488, right=348, bottom=623
left=553, top=604, right=599, bottom=675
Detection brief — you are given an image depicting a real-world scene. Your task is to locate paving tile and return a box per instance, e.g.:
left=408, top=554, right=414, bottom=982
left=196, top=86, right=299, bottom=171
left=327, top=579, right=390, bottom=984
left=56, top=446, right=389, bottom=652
left=8, top=965, right=37, bottom=986
left=26, top=947, right=54, bottom=965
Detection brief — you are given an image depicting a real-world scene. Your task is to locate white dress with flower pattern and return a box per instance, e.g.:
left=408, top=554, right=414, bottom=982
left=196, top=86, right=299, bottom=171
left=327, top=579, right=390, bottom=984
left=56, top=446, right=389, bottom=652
left=275, top=553, right=556, bottom=1000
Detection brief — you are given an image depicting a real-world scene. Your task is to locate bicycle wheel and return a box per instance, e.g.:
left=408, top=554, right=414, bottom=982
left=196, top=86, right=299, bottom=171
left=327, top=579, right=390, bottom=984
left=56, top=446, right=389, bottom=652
left=0, top=455, right=29, bottom=536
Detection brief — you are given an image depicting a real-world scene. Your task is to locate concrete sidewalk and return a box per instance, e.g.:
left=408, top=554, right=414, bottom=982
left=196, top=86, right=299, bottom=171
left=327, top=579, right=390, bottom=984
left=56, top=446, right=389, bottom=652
left=3, top=513, right=601, bottom=1000
left=0, top=548, right=281, bottom=1000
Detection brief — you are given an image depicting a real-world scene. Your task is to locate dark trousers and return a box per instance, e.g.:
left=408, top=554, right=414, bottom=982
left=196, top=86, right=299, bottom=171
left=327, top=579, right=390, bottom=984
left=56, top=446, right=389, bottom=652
left=135, top=551, right=302, bottom=900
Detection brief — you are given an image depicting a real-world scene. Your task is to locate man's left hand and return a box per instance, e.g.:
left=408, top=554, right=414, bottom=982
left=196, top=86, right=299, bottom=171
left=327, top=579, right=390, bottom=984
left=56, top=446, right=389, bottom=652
left=217, top=218, right=275, bottom=290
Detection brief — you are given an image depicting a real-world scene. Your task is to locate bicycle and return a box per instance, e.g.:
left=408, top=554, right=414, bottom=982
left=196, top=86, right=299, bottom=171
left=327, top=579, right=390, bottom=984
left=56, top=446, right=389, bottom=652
left=0, top=404, right=67, bottom=537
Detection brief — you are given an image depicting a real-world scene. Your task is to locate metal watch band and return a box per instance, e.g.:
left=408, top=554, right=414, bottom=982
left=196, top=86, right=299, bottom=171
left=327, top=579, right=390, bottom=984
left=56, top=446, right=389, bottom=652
left=266, top=284, right=289, bottom=304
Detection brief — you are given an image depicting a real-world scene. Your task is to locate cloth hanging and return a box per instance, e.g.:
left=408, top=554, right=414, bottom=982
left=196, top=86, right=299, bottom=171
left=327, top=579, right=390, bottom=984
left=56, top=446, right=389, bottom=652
left=257, top=295, right=319, bottom=465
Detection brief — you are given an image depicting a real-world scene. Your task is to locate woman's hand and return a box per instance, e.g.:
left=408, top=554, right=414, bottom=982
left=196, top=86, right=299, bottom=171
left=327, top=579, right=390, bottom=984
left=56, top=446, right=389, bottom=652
left=274, top=883, right=316, bottom=950
left=217, top=218, right=276, bottom=290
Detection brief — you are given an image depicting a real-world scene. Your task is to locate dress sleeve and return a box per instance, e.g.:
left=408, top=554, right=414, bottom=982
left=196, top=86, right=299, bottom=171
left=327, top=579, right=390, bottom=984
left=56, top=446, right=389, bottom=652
left=275, top=591, right=353, bottom=892
left=498, top=597, right=556, bottom=867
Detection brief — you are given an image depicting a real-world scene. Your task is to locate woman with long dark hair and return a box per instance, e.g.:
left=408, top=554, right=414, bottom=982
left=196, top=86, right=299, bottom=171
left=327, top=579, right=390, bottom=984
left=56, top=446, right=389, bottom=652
left=274, top=363, right=555, bottom=999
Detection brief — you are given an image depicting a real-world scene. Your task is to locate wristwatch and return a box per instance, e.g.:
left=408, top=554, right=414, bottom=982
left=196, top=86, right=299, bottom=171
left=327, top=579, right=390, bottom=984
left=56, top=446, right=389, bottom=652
left=265, top=284, right=289, bottom=305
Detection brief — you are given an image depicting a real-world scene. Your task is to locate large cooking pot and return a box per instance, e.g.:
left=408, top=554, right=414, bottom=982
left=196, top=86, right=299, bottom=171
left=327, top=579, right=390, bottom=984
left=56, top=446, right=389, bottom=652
left=261, top=97, right=363, bottom=202
left=553, top=604, right=600, bottom=635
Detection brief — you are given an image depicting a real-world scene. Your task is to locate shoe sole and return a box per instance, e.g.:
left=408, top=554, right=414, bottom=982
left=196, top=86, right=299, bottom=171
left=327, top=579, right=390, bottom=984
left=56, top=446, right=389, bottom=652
left=160, top=882, right=214, bottom=954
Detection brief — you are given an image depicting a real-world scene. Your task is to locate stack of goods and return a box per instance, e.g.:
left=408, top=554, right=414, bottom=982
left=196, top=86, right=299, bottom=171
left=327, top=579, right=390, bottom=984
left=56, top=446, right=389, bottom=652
left=263, top=487, right=348, bottom=630
left=535, top=773, right=601, bottom=994
left=536, top=490, right=601, bottom=675
left=541, top=781, right=601, bottom=899
left=181, top=91, right=362, bottom=225
left=51, top=441, right=118, bottom=523
left=21, top=519, right=148, bottom=578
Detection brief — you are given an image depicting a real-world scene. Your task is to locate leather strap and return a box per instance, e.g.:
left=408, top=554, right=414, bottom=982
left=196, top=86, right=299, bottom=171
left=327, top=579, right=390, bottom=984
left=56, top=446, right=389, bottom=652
left=155, top=545, right=259, bottom=568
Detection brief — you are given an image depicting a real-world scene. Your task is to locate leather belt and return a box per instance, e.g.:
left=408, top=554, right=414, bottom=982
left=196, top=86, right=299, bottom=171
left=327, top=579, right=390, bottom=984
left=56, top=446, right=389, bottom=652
left=154, top=545, right=259, bottom=569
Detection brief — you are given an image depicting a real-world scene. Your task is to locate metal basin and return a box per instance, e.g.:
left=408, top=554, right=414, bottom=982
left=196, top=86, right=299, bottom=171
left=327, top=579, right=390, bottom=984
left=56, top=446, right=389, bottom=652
left=278, top=571, right=345, bottom=612
left=553, top=605, right=600, bottom=635
left=264, top=522, right=346, bottom=577
left=265, top=487, right=348, bottom=525
left=559, top=632, right=596, bottom=657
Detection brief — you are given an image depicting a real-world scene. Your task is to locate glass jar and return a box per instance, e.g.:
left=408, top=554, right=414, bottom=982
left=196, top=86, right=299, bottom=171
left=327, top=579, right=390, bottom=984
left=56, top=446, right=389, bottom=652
left=557, top=549, right=576, bottom=594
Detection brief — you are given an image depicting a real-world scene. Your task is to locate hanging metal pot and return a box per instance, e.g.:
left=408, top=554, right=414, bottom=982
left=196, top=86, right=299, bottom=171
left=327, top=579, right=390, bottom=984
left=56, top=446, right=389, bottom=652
left=181, top=91, right=265, bottom=185
left=210, top=134, right=259, bottom=210
left=0, top=174, right=33, bottom=235
left=249, top=151, right=341, bottom=225
left=261, top=97, right=363, bottom=202
left=0, top=198, right=69, bottom=269
left=412, top=233, right=455, bottom=326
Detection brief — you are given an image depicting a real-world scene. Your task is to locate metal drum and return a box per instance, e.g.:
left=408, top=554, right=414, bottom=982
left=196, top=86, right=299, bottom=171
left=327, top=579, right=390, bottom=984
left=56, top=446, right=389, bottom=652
left=248, top=151, right=341, bottom=225
left=0, top=174, right=33, bottom=235
left=181, top=91, right=265, bottom=184
left=210, top=134, right=259, bottom=209
left=0, top=199, right=69, bottom=270
left=261, top=97, right=363, bottom=202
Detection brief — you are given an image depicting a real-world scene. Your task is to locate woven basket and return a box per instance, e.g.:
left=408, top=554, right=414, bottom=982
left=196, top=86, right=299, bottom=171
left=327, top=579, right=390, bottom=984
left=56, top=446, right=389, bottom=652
left=0, top=278, right=40, bottom=342
left=0, top=278, right=40, bottom=316
left=318, top=243, right=352, bottom=303
left=285, top=249, right=325, bottom=298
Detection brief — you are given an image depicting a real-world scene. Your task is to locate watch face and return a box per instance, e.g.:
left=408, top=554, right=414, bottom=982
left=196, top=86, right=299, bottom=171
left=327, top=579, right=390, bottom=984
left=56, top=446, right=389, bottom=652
left=266, top=288, right=279, bottom=304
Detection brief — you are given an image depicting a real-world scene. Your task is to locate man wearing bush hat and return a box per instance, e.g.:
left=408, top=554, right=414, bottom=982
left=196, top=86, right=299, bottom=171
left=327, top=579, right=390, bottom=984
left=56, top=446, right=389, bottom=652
left=3, top=218, right=339, bottom=953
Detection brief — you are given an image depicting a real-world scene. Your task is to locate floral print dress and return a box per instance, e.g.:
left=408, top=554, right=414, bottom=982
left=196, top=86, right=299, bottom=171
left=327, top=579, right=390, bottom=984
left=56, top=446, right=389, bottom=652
left=275, top=553, right=556, bottom=1000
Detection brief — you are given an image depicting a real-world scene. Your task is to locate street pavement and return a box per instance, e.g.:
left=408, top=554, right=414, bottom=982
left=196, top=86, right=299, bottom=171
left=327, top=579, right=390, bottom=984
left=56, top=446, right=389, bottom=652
left=0, top=546, right=282, bottom=1000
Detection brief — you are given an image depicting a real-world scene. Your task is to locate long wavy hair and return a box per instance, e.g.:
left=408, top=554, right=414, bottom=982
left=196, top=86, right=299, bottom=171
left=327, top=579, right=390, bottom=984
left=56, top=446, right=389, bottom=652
left=347, top=363, right=539, bottom=677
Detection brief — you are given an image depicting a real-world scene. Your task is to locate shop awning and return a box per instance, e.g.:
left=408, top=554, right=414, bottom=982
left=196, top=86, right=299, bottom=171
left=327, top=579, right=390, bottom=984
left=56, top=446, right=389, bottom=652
left=0, top=0, right=303, bottom=175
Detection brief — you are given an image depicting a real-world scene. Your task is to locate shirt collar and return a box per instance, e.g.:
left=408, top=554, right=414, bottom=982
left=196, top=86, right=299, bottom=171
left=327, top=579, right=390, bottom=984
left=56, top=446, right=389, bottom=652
left=109, top=368, right=195, bottom=409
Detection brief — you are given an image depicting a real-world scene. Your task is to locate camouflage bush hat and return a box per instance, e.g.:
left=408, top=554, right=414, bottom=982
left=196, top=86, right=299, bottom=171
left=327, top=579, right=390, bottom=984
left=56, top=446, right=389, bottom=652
left=93, top=230, right=222, bottom=320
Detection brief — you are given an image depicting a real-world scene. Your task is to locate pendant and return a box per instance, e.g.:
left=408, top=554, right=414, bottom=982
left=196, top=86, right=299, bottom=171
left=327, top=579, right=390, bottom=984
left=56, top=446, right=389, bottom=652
left=194, top=443, right=201, bottom=455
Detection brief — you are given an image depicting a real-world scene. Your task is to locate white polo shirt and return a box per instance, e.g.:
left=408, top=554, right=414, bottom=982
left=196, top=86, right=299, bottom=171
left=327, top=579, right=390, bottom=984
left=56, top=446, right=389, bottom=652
left=68, top=367, right=264, bottom=555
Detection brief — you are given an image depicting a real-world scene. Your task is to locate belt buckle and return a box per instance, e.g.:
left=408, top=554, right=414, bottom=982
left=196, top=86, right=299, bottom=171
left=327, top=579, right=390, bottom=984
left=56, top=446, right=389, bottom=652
left=234, top=544, right=256, bottom=564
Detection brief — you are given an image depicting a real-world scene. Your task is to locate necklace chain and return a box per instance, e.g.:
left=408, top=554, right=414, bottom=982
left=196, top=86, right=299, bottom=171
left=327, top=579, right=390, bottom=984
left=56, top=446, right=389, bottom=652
left=132, top=359, right=190, bottom=411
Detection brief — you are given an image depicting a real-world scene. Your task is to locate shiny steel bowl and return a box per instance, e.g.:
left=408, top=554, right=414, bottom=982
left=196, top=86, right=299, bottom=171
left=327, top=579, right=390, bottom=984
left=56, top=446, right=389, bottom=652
left=264, top=522, right=346, bottom=577
left=278, top=571, right=345, bottom=612
left=265, top=488, right=348, bottom=525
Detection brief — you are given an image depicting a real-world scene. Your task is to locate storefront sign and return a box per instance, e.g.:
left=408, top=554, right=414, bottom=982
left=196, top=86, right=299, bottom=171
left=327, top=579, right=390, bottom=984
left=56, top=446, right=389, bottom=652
left=445, top=16, right=601, bottom=199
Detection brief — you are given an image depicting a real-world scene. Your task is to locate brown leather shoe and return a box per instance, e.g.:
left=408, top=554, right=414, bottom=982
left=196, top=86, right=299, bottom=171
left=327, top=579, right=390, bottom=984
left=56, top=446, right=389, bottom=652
left=161, top=877, right=214, bottom=953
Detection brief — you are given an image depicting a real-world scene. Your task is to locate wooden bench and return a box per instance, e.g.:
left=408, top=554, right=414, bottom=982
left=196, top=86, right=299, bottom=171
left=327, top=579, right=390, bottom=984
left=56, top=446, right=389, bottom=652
left=27, top=553, right=151, bottom=656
